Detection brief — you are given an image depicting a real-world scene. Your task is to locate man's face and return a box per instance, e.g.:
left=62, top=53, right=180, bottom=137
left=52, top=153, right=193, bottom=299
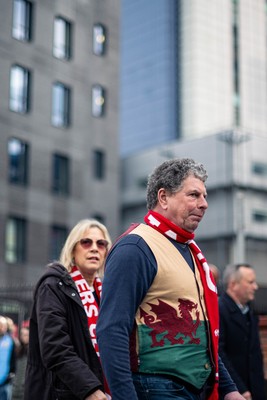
left=160, top=175, right=208, bottom=233
left=233, top=267, right=258, bottom=305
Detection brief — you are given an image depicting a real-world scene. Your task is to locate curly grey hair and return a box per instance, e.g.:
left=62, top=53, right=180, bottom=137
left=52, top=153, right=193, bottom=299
left=146, top=158, right=208, bottom=210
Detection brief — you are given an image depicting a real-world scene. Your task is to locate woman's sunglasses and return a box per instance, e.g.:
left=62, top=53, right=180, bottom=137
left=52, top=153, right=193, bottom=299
left=78, top=238, right=109, bottom=250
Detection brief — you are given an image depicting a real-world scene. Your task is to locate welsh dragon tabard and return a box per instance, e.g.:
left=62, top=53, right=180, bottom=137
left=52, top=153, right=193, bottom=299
left=130, top=224, right=212, bottom=389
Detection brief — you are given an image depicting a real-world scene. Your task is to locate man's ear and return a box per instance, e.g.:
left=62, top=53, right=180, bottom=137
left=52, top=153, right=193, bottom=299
left=157, top=188, right=168, bottom=210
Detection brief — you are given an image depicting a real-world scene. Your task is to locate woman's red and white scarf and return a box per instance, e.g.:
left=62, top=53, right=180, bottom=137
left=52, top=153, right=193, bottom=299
left=144, top=210, right=219, bottom=400
left=70, top=266, right=111, bottom=399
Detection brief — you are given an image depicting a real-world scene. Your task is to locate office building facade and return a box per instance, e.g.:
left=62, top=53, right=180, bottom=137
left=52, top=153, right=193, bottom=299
left=0, top=0, right=120, bottom=316
left=120, top=0, right=267, bottom=155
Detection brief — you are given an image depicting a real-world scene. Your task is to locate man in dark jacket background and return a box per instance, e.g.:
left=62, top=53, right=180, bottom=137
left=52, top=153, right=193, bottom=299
left=219, top=263, right=266, bottom=400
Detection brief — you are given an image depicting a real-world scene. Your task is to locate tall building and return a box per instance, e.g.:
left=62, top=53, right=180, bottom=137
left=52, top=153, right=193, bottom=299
left=120, top=0, right=179, bottom=156
left=120, top=0, right=267, bottom=289
left=120, top=0, right=267, bottom=155
left=0, top=0, right=120, bottom=318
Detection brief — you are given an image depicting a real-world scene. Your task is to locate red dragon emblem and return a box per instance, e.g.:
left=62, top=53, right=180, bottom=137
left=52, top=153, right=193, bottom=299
left=139, top=298, right=201, bottom=347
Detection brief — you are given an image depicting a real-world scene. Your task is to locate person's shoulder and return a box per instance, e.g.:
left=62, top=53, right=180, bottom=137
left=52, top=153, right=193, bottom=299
left=219, top=292, right=229, bottom=305
left=112, top=231, right=153, bottom=254
left=111, top=223, right=150, bottom=248
left=119, top=232, right=146, bottom=245
left=108, top=229, right=156, bottom=266
left=34, top=263, right=69, bottom=293
left=219, top=292, right=238, bottom=314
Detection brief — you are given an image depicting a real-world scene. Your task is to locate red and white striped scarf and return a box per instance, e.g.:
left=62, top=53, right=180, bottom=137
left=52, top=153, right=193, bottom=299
left=70, top=266, right=111, bottom=398
left=144, top=210, right=219, bottom=400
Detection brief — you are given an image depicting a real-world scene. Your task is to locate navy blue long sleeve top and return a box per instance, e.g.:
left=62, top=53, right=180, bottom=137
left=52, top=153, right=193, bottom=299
left=97, top=233, right=237, bottom=399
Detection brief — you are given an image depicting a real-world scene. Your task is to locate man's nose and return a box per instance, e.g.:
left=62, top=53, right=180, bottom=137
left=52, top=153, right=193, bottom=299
left=199, top=196, right=208, bottom=209
left=253, top=282, right=258, bottom=290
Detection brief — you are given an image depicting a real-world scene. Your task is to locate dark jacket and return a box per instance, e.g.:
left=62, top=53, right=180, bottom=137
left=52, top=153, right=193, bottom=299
left=24, top=263, right=104, bottom=400
left=219, top=292, right=266, bottom=400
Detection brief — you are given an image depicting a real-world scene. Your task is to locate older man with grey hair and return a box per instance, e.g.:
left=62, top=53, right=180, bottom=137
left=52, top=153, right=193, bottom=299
left=219, top=263, right=266, bottom=400
left=98, top=158, right=245, bottom=400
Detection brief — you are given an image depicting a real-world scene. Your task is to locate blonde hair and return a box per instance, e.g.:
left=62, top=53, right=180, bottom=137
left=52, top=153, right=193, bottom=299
left=58, top=219, right=112, bottom=278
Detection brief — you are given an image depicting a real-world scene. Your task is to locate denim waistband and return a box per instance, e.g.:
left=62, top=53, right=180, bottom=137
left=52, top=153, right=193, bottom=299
left=132, top=372, right=209, bottom=395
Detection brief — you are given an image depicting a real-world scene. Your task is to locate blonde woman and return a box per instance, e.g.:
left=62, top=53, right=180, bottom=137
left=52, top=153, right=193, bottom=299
left=24, top=219, right=112, bottom=400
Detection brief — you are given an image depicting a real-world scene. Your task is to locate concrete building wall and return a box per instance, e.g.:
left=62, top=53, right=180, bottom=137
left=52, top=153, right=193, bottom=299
left=181, top=0, right=233, bottom=138
left=240, top=0, right=267, bottom=134
left=0, top=0, right=120, bottom=288
left=180, top=0, right=267, bottom=139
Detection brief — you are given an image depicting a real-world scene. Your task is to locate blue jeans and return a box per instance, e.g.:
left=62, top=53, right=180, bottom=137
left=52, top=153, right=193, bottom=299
left=132, top=374, right=201, bottom=400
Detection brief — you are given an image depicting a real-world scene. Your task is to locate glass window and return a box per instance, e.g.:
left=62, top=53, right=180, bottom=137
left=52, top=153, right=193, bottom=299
left=93, top=24, right=106, bottom=56
left=9, top=65, right=30, bottom=113
left=53, top=16, right=72, bottom=60
left=52, top=153, right=70, bottom=196
left=8, top=138, right=29, bottom=185
left=137, top=177, right=148, bottom=189
left=91, top=214, right=105, bottom=224
left=5, top=216, right=27, bottom=263
left=93, top=150, right=105, bottom=180
left=92, top=85, right=105, bottom=117
left=253, top=210, right=267, bottom=223
left=12, top=0, right=32, bottom=41
left=52, top=82, right=71, bottom=127
left=252, top=162, right=267, bottom=176
left=50, top=225, right=68, bottom=261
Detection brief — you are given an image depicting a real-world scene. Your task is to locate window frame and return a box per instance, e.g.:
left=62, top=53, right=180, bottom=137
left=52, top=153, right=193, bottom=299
left=51, top=82, right=71, bottom=127
left=5, top=216, right=27, bottom=263
left=253, top=210, right=267, bottom=223
left=91, top=214, right=105, bottom=224
left=8, top=137, right=29, bottom=186
left=252, top=162, right=267, bottom=176
left=12, top=0, right=33, bottom=42
left=93, top=23, right=106, bottom=56
left=92, top=84, right=106, bottom=117
left=52, top=153, right=70, bottom=196
left=53, top=16, right=72, bottom=60
left=93, top=149, right=105, bottom=180
left=9, top=64, right=31, bottom=113
left=50, top=224, right=68, bottom=261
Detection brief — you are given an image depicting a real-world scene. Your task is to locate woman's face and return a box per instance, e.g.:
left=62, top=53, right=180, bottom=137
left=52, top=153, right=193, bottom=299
left=72, top=226, right=108, bottom=284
